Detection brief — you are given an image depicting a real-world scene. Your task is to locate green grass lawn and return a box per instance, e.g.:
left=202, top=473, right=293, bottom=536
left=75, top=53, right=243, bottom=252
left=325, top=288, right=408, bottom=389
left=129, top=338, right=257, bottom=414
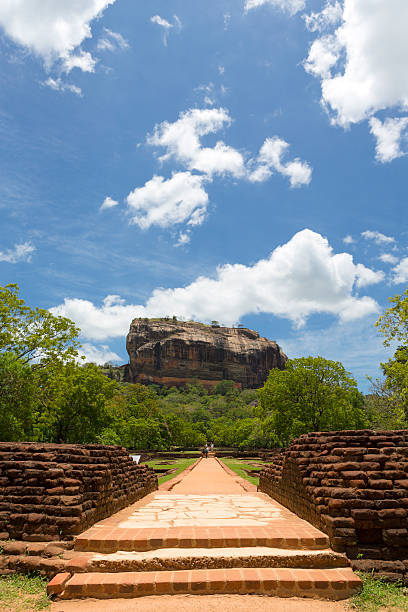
left=0, top=574, right=50, bottom=611
left=350, top=572, right=408, bottom=611
left=220, top=458, right=269, bottom=486
left=145, top=457, right=199, bottom=484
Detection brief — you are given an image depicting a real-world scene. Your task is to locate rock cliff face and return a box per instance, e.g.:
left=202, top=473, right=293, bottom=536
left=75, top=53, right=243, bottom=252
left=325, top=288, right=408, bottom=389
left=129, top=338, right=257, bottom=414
left=126, top=319, right=287, bottom=390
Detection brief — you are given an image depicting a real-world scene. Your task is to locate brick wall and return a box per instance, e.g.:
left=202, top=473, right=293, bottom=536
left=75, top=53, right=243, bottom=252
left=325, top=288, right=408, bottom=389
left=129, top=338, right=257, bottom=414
left=259, top=430, right=408, bottom=582
left=0, top=442, right=157, bottom=542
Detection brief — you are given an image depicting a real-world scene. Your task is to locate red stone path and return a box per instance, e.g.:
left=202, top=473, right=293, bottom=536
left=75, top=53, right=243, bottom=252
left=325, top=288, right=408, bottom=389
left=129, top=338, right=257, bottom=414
left=48, top=457, right=362, bottom=603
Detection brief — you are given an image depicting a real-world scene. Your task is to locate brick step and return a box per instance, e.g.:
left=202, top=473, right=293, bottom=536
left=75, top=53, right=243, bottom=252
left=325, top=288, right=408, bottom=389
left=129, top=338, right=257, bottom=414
left=74, top=527, right=329, bottom=553
left=83, top=546, right=349, bottom=573
left=48, top=567, right=362, bottom=601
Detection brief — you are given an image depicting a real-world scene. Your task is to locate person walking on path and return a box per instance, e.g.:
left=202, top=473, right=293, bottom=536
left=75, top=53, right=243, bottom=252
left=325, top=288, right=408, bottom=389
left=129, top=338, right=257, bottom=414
left=204, top=444, right=208, bottom=458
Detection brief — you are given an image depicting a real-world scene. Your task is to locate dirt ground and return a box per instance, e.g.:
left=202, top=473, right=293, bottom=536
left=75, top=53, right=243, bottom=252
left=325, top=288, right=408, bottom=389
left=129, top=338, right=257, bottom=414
left=51, top=593, right=350, bottom=612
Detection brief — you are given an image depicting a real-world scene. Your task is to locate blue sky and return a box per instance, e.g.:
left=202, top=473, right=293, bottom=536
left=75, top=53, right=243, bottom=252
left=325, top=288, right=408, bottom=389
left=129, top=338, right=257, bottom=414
left=1, top=0, right=408, bottom=390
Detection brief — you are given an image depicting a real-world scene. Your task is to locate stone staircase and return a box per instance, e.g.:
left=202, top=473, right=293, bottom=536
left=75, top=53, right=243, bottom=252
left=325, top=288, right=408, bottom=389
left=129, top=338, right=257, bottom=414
left=47, top=493, right=362, bottom=601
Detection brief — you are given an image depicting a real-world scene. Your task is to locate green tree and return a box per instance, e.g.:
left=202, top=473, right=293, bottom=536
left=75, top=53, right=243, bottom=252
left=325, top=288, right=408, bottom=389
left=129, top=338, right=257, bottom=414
left=0, top=352, right=38, bottom=440
left=214, top=380, right=238, bottom=396
left=375, top=290, right=408, bottom=421
left=123, top=417, right=166, bottom=450
left=364, top=375, right=407, bottom=430
left=0, top=284, right=80, bottom=369
left=257, top=356, right=366, bottom=446
left=0, top=284, right=83, bottom=442
left=35, top=362, right=116, bottom=443
left=376, top=288, right=408, bottom=346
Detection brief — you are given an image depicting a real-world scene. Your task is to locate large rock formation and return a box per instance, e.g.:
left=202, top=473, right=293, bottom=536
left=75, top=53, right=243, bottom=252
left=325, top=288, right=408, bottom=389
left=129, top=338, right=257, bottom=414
left=126, top=319, right=287, bottom=389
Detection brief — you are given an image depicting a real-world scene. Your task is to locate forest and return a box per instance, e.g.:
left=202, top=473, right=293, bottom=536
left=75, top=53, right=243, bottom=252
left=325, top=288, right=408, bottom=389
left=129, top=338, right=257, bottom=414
left=1, top=282, right=408, bottom=449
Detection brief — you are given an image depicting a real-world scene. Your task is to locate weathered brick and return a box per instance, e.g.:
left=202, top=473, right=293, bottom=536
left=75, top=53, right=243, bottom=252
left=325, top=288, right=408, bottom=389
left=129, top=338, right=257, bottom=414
left=0, top=442, right=158, bottom=541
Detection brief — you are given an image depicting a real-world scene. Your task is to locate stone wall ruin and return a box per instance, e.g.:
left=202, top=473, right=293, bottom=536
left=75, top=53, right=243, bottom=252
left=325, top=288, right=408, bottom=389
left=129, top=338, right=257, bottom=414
left=0, top=442, right=157, bottom=542
left=259, top=430, right=408, bottom=582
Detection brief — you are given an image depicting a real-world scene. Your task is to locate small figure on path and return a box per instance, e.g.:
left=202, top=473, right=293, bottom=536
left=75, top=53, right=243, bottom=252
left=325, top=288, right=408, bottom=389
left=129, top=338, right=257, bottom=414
left=204, top=444, right=208, bottom=458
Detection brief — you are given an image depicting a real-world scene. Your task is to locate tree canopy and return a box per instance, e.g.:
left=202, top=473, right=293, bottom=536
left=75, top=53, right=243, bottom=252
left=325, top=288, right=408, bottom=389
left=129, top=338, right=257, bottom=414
left=374, top=289, right=408, bottom=424
left=257, top=356, right=366, bottom=446
left=0, top=283, right=80, bottom=368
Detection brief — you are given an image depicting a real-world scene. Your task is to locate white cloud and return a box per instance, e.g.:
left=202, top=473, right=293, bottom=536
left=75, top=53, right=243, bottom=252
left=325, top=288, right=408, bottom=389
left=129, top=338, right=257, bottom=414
left=249, top=137, right=312, bottom=187
left=0, top=241, right=35, bottom=263
left=150, top=14, right=181, bottom=46
left=51, top=229, right=381, bottom=340
left=118, top=108, right=312, bottom=240
left=361, top=230, right=395, bottom=245
left=63, top=50, right=96, bottom=73
left=175, top=231, right=191, bottom=247
left=148, top=107, right=246, bottom=178
left=51, top=295, right=144, bottom=341
left=79, top=343, right=121, bottom=364
left=97, top=28, right=129, bottom=52
left=43, top=77, right=82, bottom=96
left=392, top=258, right=408, bottom=284
left=148, top=108, right=311, bottom=187
left=244, top=0, right=305, bottom=16
left=151, top=15, right=173, bottom=30
left=343, top=235, right=354, bottom=244
left=304, top=0, right=408, bottom=127
left=126, top=172, right=209, bottom=230
left=0, top=0, right=116, bottom=72
left=355, top=264, right=385, bottom=288
left=369, top=116, right=408, bottom=163
left=100, top=196, right=119, bottom=210
left=379, top=253, right=398, bottom=265
left=304, top=2, right=343, bottom=32
left=303, top=34, right=342, bottom=79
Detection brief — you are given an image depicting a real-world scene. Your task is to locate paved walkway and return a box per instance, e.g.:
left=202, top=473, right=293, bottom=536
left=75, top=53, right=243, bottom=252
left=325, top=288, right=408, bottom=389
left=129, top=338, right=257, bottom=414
left=74, top=458, right=329, bottom=552
left=171, top=457, right=245, bottom=493
left=50, top=457, right=361, bottom=603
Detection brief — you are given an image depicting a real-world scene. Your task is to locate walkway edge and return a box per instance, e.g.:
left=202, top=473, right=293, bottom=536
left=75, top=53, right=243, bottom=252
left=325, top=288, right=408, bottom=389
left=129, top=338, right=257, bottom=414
left=215, top=457, right=257, bottom=492
left=159, top=457, right=202, bottom=491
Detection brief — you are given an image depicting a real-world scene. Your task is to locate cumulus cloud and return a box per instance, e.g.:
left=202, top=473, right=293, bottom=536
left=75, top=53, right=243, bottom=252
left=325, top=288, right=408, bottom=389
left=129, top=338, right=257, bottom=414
left=304, top=0, right=408, bottom=127
left=304, top=1, right=343, bottom=32
left=97, top=28, right=129, bottom=52
left=100, top=196, right=119, bottom=210
left=379, top=253, right=398, bottom=265
left=0, top=0, right=116, bottom=72
left=43, top=77, right=82, bottom=96
left=51, top=229, right=381, bottom=340
left=355, top=264, right=385, bottom=288
left=303, top=34, right=342, bottom=79
left=79, top=343, right=121, bottom=364
left=0, top=241, right=35, bottom=263
left=51, top=295, right=144, bottom=341
left=249, top=137, right=312, bottom=187
left=392, top=258, right=408, bottom=284
left=361, top=230, right=396, bottom=245
left=148, top=107, right=246, bottom=178
left=369, top=116, right=408, bottom=163
left=126, top=172, right=209, bottom=230
left=244, top=0, right=305, bottom=15
left=63, top=50, right=96, bottom=73
left=120, top=107, right=312, bottom=238
left=148, top=107, right=311, bottom=186
left=150, top=14, right=181, bottom=46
